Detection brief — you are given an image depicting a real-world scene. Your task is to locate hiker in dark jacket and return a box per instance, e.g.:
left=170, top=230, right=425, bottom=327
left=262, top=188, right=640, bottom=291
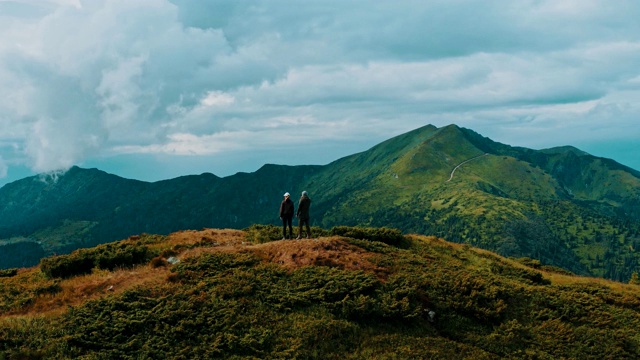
left=279, top=192, right=295, bottom=239
left=296, top=191, right=312, bottom=239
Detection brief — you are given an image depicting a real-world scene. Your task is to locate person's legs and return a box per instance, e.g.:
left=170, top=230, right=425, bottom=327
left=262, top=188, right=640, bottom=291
left=287, top=217, right=293, bottom=238
left=282, top=218, right=288, bottom=239
left=305, top=220, right=311, bottom=238
left=299, top=219, right=310, bottom=238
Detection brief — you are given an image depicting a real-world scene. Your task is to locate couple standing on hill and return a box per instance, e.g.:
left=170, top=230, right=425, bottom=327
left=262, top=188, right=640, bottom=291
left=279, top=191, right=311, bottom=240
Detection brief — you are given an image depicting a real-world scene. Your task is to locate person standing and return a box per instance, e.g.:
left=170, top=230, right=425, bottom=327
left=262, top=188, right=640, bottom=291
left=296, top=191, right=312, bottom=239
left=279, top=192, right=295, bottom=239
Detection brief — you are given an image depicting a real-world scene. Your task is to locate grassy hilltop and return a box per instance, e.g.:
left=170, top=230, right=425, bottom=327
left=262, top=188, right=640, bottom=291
left=2, top=226, right=640, bottom=359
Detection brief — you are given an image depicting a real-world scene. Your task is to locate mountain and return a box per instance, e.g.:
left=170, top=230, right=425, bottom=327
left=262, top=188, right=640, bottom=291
left=1, top=124, right=639, bottom=281
left=2, top=227, right=640, bottom=358
left=305, top=124, right=640, bottom=280
left=0, top=164, right=320, bottom=262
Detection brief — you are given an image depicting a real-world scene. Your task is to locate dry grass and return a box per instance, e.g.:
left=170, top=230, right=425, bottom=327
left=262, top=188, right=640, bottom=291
left=167, top=230, right=387, bottom=277
left=3, top=229, right=244, bottom=317
left=3, top=229, right=389, bottom=318
left=462, top=240, right=640, bottom=296
left=160, top=228, right=246, bottom=249
left=253, top=237, right=383, bottom=273
left=4, top=227, right=640, bottom=360
left=7, top=265, right=171, bottom=318
left=547, top=271, right=640, bottom=294
left=8, top=228, right=639, bottom=322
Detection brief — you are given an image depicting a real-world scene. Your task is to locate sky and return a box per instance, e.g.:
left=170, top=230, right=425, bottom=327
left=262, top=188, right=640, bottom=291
left=0, top=0, right=639, bottom=187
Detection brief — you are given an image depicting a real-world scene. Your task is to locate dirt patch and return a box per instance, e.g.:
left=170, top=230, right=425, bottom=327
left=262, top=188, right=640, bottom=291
left=252, top=237, right=386, bottom=276
left=170, top=228, right=253, bottom=260
left=164, top=228, right=246, bottom=248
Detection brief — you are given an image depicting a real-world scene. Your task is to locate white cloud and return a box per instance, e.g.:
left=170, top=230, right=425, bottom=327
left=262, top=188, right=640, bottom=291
left=1, top=0, right=640, bottom=183
left=200, top=91, right=235, bottom=107
left=113, top=131, right=249, bottom=156
left=96, top=55, right=147, bottom=128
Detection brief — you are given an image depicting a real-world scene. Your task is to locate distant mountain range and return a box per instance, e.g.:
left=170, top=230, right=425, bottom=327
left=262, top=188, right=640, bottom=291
left=1, top=124, right=639, bottom=281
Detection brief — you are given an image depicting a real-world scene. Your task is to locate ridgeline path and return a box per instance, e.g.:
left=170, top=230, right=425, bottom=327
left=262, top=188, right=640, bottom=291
left=446, top=153, right=489, bottom=182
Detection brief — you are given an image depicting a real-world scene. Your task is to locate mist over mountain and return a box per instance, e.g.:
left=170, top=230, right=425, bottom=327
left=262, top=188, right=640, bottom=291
left=1, top=124, right=639, bottom=281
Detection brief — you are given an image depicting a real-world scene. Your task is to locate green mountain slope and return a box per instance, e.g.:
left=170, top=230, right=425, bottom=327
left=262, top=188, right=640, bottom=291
left=2, top=228, right=639, bottom=359
left=0, top=124, right=638, bottom=281
left=302, top=125, right=640, bottom=279
left=0, top=164, right=320, bottom=254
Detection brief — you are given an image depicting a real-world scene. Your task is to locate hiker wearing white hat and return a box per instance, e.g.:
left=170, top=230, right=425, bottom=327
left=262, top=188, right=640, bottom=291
left=279, top=192, right=295, bottom=239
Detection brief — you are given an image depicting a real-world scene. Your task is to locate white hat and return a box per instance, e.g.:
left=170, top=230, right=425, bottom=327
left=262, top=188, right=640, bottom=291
left=284, top=192, right=290, bottom=197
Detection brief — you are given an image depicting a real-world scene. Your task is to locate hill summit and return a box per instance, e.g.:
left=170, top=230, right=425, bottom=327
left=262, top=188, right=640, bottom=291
left=1, top=226, right=639, bottom=358
left=0, top=124, right=639, bottom=282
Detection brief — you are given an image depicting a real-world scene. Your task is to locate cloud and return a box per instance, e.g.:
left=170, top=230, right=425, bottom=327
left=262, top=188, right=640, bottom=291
left=0, top=0, right=249, bottom=172
left=0, top=156, right=7, bottom=178
left=200, top=91, right=235, bottom=107
left=1, top=0, right=640, bottom=182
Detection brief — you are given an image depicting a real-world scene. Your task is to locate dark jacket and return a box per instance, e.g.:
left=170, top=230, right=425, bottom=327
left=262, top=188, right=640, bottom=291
left=296, top=195, right=311, bottom=220
left=280, top=198, right=295, bottom=219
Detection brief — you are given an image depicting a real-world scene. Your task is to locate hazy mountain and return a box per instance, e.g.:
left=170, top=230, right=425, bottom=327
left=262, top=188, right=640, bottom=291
left=1, top=124, right=639, bottom=281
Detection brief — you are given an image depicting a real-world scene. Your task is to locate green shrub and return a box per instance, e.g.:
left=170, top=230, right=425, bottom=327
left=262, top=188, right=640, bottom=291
left=40, top=241, right=157, bottom=279
left=350, top=275, right=424, bottom=321
left=34, top=282, right=62, bottom=296
left=244, top=224, right=284, bottom=243
left=330, top=226, right=406, bottom=246
left=133, top=233, right=166, bottom=244
left=40, top=251, right=94, bottom=279
left=491, top=262, right=550, bottom=286
left=343, top=238, right=395, bottom=254
left=244, top=224, right=330, bottom=243
left=430, top=270, right=511, bottom=323
left=171, top=252, right=261, bottom=282
left=0, top=268, right=18, bottom=278
left=513, top=257, right=575, bottom=276
left=93, top=243, right=151, bottom=271
left=513, top=257, right=542, bottom=269
left=540, top=265, right=575, bottom=276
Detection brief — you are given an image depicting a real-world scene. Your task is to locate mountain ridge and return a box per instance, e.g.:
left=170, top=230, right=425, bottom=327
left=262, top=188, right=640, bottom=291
left=1, top=124, right=639, bottom=282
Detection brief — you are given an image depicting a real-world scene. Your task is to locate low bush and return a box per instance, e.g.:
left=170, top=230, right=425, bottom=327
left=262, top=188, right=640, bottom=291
left=330, top=226, right=406, bottom=247
left=513, top=257, right=542, bottom=269
left=93, top=243, right=150, bottom=271
left=244, top=224, right=286, bottom=243
left=150, top=256, right=168, bottom=268
left=491, top=262, right=551, bottom=286
left=244, top=224, right=330, bottom=243
left=40, top=241, right=157, bottom=279
left=540, top=265, right=575, bottom=276
left=170, top=252, right=261, bottom=282
left=40, top=251, right=94, bottom=279
left=0, top=268, right=18, bottom=278
left=34, top=282, right=62, bottom=296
